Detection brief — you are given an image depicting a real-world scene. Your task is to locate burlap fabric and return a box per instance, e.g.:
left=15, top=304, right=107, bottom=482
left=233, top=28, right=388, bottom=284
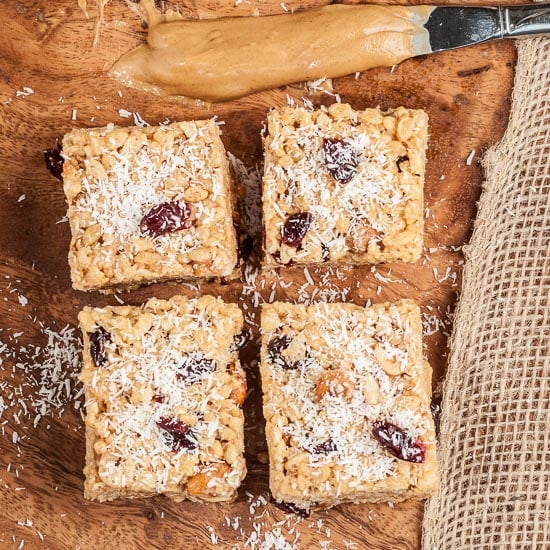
left=422, top=37, right=549, bottom=549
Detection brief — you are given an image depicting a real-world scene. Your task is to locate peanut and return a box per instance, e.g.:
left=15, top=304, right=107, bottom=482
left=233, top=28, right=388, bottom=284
left=346, top=219, right=381, bottom=253
left=229, top=363, right=247, bottom=406
left=374, top=347, right=402, bottom=376
left=314, top=369, right=354, bottom=402
left=362, top=373, right=381, bottom=405
left=187, top=462, right=231, bottom=497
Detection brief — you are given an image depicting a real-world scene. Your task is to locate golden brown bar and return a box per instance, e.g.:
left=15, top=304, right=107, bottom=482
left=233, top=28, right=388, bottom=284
left=260, top=300, right=438, bottom=513
left=63, top=120, right=238, bottom=292
left=79, top=295, right=247, bottom=503
left=262, top=104, right=427, bottom=267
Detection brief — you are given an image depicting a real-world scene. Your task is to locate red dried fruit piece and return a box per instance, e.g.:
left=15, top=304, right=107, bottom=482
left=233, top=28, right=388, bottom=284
left=139, top=201, right=192, bottom=238
left=322, top=138, right=358, bottom=184
left=311, top=438, right=337, bottom=454
left=44, top=140, right=64, bottom=180
left=272, top=499, right=310, bottom=518
left=89, top=327, right=111, bottom=367
left=152, top=394, right=165, bottom=403
left=267, top=335, right=291, bottom=358
left=372, top=421, right=426, bottom=463
left=281, top=212, right=312, bottom=248
left=268, top=335, right=298, bottom=370
left=176, top=353, right=215, bottom=384
left=156, top=416, right=197, bottom=452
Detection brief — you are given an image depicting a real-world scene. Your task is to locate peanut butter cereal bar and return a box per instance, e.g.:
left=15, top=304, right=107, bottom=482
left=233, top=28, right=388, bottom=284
left=62, top=120, right=238, bottom=292
left=260, top=300, right=438, bottom=513
left=79, top=295, right=247, bottom=503
left=262, top=104, right=427, bottom=267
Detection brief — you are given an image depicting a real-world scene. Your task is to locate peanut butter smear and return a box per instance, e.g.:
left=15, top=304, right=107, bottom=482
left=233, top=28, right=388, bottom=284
left=110, top=4, right=434, bottom=103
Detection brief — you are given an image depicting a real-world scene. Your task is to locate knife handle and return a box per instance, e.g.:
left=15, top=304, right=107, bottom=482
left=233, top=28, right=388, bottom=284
left=500, top=4, right=550, bottom=38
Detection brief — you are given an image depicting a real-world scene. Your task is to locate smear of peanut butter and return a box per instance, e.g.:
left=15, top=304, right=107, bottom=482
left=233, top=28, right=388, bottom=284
left=110, top=3, right=434, bottom=103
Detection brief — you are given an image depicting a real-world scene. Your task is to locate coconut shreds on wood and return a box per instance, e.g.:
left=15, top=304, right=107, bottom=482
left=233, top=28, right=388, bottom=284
left=0, top=324, right=82, bottom=430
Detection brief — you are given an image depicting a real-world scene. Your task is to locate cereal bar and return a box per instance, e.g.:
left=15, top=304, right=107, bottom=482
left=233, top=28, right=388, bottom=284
left=63, top=120, right=238, bottom=291
left=79, top=295, right=247, bottom=502
left=262, top=104, right=427, bottom=266
left=260, top=300, right=438, bottom=512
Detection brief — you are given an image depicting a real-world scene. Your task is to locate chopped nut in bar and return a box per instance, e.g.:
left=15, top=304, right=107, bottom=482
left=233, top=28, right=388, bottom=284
left=62, top=120, right=238, bottom=292
left=262, top=104, right=427, bottom=267
left=260, top=300, right=438, bottom=512
left=79, top=295, right=247, bottom=503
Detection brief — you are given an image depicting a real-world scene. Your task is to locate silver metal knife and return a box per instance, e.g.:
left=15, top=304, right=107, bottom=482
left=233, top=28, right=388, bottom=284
left=422, top=4, right=550, bottom=53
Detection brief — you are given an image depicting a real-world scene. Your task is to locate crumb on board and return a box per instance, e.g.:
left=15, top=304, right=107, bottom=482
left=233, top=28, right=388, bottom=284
left=0, top=322, right=82, bottom=430
left=117, top=108, right=149, bottom=127
left=15, top=87, right=34, bottom=98
left=199, top=491, right=381, bottom=549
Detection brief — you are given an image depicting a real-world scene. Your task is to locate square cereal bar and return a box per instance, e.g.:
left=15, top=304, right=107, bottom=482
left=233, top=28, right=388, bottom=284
left=262, top=104, right=427, bottom=267
left=62, top=120, right=238, bottom=292
left=79, top=295, right=247, bottom=503
left=260, top=300, right=438, bottom=512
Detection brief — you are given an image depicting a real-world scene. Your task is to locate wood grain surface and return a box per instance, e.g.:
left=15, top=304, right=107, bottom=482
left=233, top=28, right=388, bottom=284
left=0, top=1, right=517, bottom=548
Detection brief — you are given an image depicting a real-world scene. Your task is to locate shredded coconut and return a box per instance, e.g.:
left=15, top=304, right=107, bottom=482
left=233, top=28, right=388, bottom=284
left=0, top=324, right=82, bottom=429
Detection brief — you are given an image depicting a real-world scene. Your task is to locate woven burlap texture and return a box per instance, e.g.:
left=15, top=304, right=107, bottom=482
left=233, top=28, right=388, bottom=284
left=422, top=37, right=549, bottom=549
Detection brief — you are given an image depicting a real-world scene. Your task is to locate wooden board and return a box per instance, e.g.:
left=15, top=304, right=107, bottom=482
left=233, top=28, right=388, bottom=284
left=0, top=1, right=516, bottom=548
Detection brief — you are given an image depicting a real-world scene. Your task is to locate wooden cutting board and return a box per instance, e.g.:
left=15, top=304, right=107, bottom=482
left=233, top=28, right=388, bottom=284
left=0, top=1, right=517, bottom=548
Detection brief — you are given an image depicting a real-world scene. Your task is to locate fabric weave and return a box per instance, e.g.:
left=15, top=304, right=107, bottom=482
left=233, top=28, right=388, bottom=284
left=422, top=37, right=550, bottom=550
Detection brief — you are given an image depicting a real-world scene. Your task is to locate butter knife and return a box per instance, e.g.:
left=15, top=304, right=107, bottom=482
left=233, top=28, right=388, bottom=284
left=421, top=4, right=550, bottom=53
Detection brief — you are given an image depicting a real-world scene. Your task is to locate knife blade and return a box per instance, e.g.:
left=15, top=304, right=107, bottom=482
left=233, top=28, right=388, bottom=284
left=419, top=4, right=550, bottom=55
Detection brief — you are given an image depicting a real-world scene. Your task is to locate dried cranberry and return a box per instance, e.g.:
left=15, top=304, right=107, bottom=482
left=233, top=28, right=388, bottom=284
left=267, top=335, right=298, bottom=370
left=396, top=155, right=409, bottom=173
left=372, top=421, right=426, bottom=463
left=322, top=138, right=358, bottom=184
left=89, top=327, right=111, bottom=367
left=44, top=140, right=64, bottom=180
left=156, top=416, right=197, bottom=452
left=139, top=201, right=191, bottom=238
left=152, top=394, right=165, bottom=403
left=311, top=438, right=337, bottom=454
left=272, top=500, right=310, bottom=518
left=268, top=335, right=291, bottom=357
left=231, top=328, right=252, bottom=352
left=176, top=353, right=215, bottom=384
left=281, top=212, right=312, bottom=248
